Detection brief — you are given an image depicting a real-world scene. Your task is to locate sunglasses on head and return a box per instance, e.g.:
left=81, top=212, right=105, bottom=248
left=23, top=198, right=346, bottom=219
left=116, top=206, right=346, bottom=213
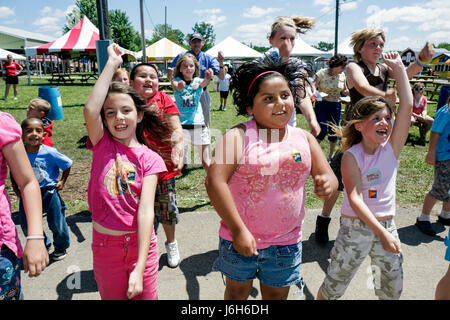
left=414, top=87, right=424, bottom=91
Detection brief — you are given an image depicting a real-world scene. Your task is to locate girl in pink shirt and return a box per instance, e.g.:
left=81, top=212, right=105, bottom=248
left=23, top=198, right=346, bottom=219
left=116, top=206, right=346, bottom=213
left=410, top=82, right=434, bottom=145
left=317, top=52, right=413, bottom=300
left=206, top=57, right=337, bottom=300
left=0, top=112, right=48, bottom=300
left=84, top=44, right=168, bottom=300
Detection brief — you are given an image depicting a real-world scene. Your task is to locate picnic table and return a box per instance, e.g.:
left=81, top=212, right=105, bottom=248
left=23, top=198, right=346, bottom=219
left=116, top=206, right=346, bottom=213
left=388, top=78, right=450, bottom=101
left=48, top=72, right=74, bottom=85
left=79, top=73, right=98, bottom=83
left=159, top=81, right=173, bottom=92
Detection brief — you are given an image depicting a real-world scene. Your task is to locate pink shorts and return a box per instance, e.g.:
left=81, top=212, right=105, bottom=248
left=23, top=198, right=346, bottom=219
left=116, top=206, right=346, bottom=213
left=92, top=228, right=159, bottom=300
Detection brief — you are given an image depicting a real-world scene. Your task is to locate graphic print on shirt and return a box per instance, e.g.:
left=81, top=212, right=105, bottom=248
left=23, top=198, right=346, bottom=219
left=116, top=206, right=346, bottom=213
left=32, top=159, right=49, bottom=184
left=365, top=167, right=382, bottom=199
left=181, top=82, right=199, bottom=108
left=104, top=154, right=138, bottom=198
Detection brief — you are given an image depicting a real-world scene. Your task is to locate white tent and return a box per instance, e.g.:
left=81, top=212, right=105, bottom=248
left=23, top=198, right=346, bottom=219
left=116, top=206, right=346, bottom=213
left=136, top=37, right=185, bottom=60
left=0, top=25, right=53, bottom=50
left=206, top=36, right=263, bottom=59
left=326, top=37, right=354, bottom=58
left=291, top=37, right=332, bottom=58
left=0, top=48, right=25, bottom=61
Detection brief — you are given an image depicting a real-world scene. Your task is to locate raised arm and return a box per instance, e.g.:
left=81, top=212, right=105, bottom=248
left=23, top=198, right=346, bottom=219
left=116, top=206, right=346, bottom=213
left=205, top=126, right=257, bottom=257
left=200, top=69, right=213, bottom=88
left=84, top=43, right=124, bottom=146
left=384, top=52, right=413, bottom=158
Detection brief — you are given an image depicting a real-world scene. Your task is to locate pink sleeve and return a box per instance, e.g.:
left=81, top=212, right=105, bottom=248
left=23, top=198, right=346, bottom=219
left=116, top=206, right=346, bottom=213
left=0, top=112, right=21, bottom=149
left=143, top=149, right=167, bottom=178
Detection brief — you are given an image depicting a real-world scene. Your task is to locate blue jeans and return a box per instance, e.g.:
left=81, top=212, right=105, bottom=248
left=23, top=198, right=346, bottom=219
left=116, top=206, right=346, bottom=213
left=0, top=245, right=22, bottom=300
left=19, top=186, right=70, bottom=250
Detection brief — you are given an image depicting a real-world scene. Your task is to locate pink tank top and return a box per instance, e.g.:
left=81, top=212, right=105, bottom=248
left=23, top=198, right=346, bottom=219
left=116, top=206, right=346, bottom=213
left=219, top=119, right=311, bottom=249
left=341, top=141, right=398, bottom=219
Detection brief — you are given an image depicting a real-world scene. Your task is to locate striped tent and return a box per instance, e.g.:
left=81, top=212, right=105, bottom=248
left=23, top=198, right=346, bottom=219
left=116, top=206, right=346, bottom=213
left=137, top=38, right=186, bottom=61
left=25, top=16, right=99, bottom=57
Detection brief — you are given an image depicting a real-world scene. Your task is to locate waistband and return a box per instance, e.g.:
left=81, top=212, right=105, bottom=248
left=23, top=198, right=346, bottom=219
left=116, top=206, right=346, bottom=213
left=182, top=124, right=206, bottom=129
left=92, top=228, right=138, bottom=245
left=340, top=216, right=395, bottom=228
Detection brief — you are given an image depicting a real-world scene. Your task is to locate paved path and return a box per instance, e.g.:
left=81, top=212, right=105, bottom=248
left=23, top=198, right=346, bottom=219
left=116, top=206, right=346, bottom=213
left=18, top=207, right=449, bottom=300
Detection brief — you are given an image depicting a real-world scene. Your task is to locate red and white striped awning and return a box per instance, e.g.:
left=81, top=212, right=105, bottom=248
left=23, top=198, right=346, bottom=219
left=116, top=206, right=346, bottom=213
left=25, top=16, right=99, bottom=56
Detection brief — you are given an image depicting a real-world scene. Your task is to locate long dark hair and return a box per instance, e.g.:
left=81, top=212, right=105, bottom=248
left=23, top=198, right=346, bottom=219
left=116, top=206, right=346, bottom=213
left=230, top=56, right=310, bottom=116
left=104, top=82, right=170, bottom=153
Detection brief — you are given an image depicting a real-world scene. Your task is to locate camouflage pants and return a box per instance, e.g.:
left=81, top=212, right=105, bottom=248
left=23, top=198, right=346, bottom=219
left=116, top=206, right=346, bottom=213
left=320, top=217, right=403, bottom=300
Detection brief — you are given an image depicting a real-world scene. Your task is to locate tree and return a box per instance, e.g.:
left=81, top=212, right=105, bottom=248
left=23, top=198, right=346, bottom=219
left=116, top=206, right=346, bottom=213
left=64, top=0, right=98, bottom=33
left=64, top=0, right=141, bottom=51
left=318, top=41, right=334, bottom=51
left=435, top=42, right=450, bottom=51
left=149, top=24, right=186, bottom=48
left=188, top=22, right=215, bottom=51
left=109, top=9, right=141, bottom=51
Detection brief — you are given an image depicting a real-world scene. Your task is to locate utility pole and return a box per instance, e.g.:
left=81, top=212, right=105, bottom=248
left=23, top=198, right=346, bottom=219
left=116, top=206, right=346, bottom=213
left=164, top=6, right=167, bottom=38
left=140, top=0, right=147, bottom=63
left=334, top=0, right=339, bottom=56
left=96, top=0, right=112, bottom=73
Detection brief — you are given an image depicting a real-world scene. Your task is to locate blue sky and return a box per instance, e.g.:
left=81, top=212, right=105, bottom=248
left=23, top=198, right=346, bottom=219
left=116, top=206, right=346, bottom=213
left=1, top=0, right=449, bottom=51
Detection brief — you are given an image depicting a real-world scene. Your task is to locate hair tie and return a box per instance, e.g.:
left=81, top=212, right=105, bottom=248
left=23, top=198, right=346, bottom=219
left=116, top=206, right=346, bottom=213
left=247, top=71, right=281, bottom=96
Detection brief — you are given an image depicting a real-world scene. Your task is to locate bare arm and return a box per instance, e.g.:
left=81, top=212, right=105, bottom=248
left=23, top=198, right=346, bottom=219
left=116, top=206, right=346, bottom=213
left=205, top=126, right=257, bottom=257
left=341, top=151, right=401, bottom=254
left=4, top=139, right=49, bottom=276
left=384, top=52, right=413, bottom=158
left=200, top=69, right=213, bottom=88
left=305, top=130, right=338, bottom=199
left=164, top=114, right=184, bottom=172
left=84, top=43, right=124, bottom=146
left=425, top=131, right=438, bottom=165
left=217, top=51, right=225, bottom=80
left=127, top=173, right=158, bottom=299
left=56, top=167, right=71, bottom=191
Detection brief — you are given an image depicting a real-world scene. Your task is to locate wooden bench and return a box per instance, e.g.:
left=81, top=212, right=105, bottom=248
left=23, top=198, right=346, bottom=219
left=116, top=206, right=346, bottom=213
left=48, top=73, right=74, bottom=84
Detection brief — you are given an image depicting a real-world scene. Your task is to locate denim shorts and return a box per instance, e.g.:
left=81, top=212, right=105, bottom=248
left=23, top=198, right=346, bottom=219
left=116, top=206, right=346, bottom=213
left=212, top=238, right=304, bottom=288
left=0, top=245, right=22, bottom=300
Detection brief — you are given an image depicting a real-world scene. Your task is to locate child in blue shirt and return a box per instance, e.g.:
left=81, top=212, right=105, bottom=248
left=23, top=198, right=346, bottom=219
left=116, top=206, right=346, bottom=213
left=172, top=53, right=212, bottom=171
left=12, top=118, right=72, bottom=261
left=416, top=98, right=450, bottom=236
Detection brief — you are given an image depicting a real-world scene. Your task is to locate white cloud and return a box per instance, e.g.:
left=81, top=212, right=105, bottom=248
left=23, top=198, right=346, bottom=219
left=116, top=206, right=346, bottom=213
left=313, top=0, right=332, bottom=6
left=242, top=6, right=281, bottom=18
left=193, top=8, right=227, bottom=27
left=341, top=1, right=358, bottom=11
left=32, top=5, right=81, bottom=37
left=0, top=6, right=14, bottom=19
left=234, top=20, right=272, bottom=46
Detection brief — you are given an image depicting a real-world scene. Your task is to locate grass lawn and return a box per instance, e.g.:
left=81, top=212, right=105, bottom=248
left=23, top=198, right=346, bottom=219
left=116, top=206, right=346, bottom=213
left=2, top=75, right=436, bottom=216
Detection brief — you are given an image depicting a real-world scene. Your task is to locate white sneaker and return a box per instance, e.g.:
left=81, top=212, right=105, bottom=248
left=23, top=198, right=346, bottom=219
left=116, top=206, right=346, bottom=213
left=13, top=96, right=17, bottom=100
left=165, top=240, right=180, bottom=268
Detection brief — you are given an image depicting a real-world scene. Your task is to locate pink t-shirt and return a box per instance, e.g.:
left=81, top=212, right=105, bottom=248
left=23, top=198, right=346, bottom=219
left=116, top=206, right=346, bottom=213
left=341, top=141, right=398, bottom=219
left=413, top=95, right=427, bottom=115
left=87, top=130, right=167, bottom=232
left=220, top=119, right=312, bottom=249
left=0, top=112, right=23, bottom=257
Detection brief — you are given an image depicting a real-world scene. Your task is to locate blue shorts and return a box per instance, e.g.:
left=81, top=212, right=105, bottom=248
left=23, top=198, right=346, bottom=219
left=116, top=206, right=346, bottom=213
left=0, top=245, right=22, bottom=300
left=212, top=238, right=304, bottom=288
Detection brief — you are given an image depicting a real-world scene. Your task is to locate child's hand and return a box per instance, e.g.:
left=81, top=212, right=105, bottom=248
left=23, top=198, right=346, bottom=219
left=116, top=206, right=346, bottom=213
left=425, top=151, right=436, bottom=165
left=23, top=240, right=49, bottom=277
left=382, top=52, right=404, bottom=78
left=233, top=228, right=258, bottom=257
left=127, top=269, right=144, bottom=299
left=205, top=69, right=213, bottom=81
left=380, top=230, right=402, bottom=254
left=107, top=43, right=124, bottom=67
left=175, top=80, right=186, bottom=91
left=56, top=181, right=65, bottom=191
left=313, top=174, right=333, bottom=199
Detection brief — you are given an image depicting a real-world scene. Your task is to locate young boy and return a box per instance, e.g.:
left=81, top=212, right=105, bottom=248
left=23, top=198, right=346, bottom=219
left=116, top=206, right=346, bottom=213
left=26, top=98, right=54, bottom=147
left=416, top=98, right=450, bottom=236
left=11, top=118, right=72, bottom=260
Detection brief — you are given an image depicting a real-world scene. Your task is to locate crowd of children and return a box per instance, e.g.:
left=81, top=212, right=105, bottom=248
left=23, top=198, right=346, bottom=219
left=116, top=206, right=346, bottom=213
left=0, top=20, right=449, bottom=301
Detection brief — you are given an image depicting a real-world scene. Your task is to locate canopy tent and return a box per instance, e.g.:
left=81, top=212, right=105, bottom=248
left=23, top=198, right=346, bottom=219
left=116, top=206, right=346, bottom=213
left=291, top=37, right=332, bottom=58
left=136, top=37, right=186, bottom=61
left=326, top=37, right=354, bottom=58
left=206, top=36, right=263, bottom=59
left=25, top=16, right=99, bottom=58
left=0, top=25, right=53, bottom=51
left=0, top=48, right=25, bottom=61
